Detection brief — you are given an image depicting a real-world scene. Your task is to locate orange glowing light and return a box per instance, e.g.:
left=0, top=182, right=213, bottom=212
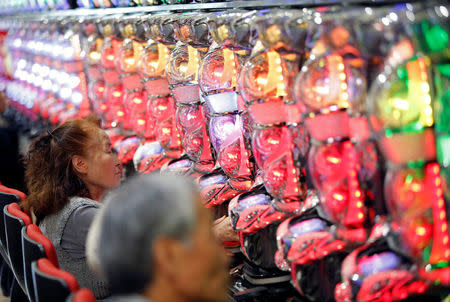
left=327, top=156, right=341, bottom=164
left=333, top=193, right=344, bottom=201
left=98, top=86, right=104, bottom=92
left=411, top=182, right=423, bottom=192
left=271, top=170, right=282, bottom=178
left=106, top=54, right=114, bottom=61
left=256, top=77, right=268, bottom=86
left=213, top=71, right=223, bottom=78
left=435, top=178, right=441, bottom=186
left=341, top=92, right=349, bottom=100
left=124, top=57, right=135, bottom=67
left=268, top=138, right=279, bottom=145
left=89, top=51, right=101, bottom=61
left=228, top=153, right=238, bottom=160
left=137, top=119, right=145, bottom=126
left=116, top=111, right=124, bottom=117
left=133, top=98, right=143, bottom=104
left=157, top=104, right=167, bottom=111
left=433, top=165, right=440, bottom=174
left=113, top=91, right=122, bottom=98
left=416, top=226, right=427, bottom=236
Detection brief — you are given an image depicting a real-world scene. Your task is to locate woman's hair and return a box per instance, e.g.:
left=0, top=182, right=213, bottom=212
left=23, top=116, right=102, bottom=218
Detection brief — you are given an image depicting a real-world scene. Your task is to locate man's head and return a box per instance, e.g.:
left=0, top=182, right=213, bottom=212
left=98, top=174, right=229, bottom=302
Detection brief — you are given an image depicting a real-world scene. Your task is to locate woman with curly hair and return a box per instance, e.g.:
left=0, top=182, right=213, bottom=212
left=23, top=116, right=122, bottom=299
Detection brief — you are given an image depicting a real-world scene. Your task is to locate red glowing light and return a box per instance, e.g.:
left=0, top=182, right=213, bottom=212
left=416, top=226, right=427, bottom=236
left=327, top=156, right=341, bottom=164
left=344, top=141, right=365, bottom=227
left=219, top=143, right=241, bottom=174
left=326, top=187, right=348, bottom=214
left=426, top=163, right=450, bottom=266
left=312, top=144, right=346, bottom=186
left=162, top=127, right=171, bottom=135
left=157, top=104, right=167, bottom=112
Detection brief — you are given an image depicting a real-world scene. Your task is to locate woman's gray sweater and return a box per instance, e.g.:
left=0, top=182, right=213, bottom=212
left=39, top=196, right=110, bottom=299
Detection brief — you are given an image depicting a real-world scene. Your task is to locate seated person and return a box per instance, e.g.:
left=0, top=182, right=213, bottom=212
left=96, top=174, right=230, bottom=302
left=22, top=116, right=122, bottom=299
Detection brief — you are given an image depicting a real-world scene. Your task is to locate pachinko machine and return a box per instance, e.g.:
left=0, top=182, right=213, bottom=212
left=0, top=1, right=449, bottom=301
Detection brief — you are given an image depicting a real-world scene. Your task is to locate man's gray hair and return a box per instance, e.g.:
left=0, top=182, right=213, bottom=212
left=97, top=174, right=197, bottom=294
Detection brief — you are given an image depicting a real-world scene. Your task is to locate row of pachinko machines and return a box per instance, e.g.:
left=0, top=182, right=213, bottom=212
left=0, top=2, right=449, bottom=301
left=0, top=0, right=242, bottom=15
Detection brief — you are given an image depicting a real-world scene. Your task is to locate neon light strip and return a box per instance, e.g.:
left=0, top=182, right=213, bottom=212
left=427, top=163, right=450, bottom=266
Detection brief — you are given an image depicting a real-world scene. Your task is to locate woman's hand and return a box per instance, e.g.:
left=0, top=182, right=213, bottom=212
left=213, top=216, right=239, bottom=243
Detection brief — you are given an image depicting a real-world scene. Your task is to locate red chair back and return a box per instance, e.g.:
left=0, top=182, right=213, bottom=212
left=22, top=224, right=59, bottom=302
left=25, top=225, right=58, bottom=267
left=7, top=203, right=31, bottom=226
left=32, top=258, right=79, bottom=302
left=0, top=185, right=26, bottom=201
left=69, top=288, right=96, bottom=302
left=4, top=203, right=31, bottom=292
left=0, top=192, right=20, bottom=260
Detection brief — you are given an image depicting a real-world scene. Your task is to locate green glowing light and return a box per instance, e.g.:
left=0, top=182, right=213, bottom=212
left=423, top=22, right=449, bottom=53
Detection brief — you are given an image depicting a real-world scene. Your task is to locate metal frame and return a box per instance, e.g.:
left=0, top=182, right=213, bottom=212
left=1, top=0, right=416, bottom=17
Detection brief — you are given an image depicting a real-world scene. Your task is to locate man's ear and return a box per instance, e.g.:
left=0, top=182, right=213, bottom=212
left=72, top=155, right=88, bottom=174
left=152, top=237, right=185, bottom=279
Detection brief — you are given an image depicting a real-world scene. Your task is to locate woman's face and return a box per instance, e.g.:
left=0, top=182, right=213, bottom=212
left=82, top=128, right=122, bottom=198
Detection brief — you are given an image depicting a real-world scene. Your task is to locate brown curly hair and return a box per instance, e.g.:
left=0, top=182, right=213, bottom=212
left=23, top=116, right=102, bottom=219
